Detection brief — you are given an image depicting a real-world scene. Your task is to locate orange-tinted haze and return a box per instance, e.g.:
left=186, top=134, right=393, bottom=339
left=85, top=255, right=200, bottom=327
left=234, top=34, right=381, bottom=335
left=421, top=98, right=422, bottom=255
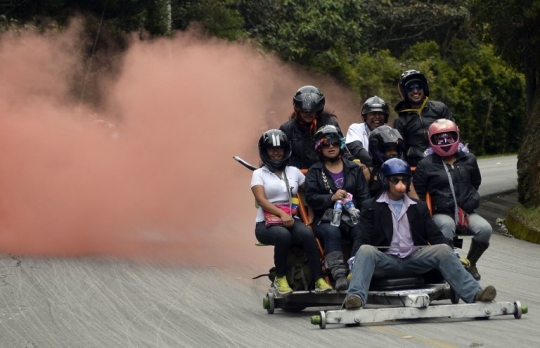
left=0, top=24, right=361, bottom=267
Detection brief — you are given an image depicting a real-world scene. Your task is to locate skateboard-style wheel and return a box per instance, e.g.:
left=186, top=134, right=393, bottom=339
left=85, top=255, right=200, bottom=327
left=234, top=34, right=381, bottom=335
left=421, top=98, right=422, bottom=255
left=266, top=293, right=275, bottom=314
left=521, top=304, right=528, bottom=314
left=514, top=301, right=522, bottom=319
left=310, top=315, right=321, bottom=325
left=319, top=311, right=326, bottom=329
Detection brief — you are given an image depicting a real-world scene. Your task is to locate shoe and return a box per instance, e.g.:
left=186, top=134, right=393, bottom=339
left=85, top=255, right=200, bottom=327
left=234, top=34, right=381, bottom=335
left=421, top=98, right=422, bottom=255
left=347, top=272, right=352, bottom=283
left=315, top=278, right=332, bottom=292
left=345, top=295, right=363, bottom=310
left=273, top=276, right=293, bottom=295
left=334, top=276, right=348, bottom=291
left=468, top=264, right=481, bottom=281
left=474, top=285, right=497, bottom=302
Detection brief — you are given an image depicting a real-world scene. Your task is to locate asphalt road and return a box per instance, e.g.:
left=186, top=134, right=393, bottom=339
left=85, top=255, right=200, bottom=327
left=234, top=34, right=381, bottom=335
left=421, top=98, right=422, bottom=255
left=2, top=154, right=538, bottom=348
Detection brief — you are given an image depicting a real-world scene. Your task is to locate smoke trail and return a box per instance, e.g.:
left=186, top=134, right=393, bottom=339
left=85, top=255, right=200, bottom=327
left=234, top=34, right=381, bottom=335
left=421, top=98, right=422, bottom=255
left=0, top=23, right=360, bottom=267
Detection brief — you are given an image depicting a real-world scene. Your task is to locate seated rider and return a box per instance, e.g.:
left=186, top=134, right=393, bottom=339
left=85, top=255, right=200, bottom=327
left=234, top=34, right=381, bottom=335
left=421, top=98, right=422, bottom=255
left=280, top=85, right=345, bottom=170
left=413, top=119, right=493, bottom=280
left=251, top=129, right=332, bottom=295
left=346, top=95, right=391, bottom=166
left=361, top=125, right=405, bottom=198
left=344, top=158, right=496, bottom=309
left=305, top=125, right=370, bottom=290
left=394, top=70, right=454, bottom=166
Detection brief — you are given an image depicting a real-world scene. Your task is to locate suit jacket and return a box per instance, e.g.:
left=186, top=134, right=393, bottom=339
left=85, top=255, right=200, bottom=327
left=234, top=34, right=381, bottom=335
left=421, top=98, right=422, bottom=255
left=356, top=195, right=448, bottom=250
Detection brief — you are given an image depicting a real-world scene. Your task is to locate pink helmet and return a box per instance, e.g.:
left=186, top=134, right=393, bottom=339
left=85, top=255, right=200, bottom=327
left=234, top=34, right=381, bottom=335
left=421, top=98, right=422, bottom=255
left=427, top=119, right=460, bottom=157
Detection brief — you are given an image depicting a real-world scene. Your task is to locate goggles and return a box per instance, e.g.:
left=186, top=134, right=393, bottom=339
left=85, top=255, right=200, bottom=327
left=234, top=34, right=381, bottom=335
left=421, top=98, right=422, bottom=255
left=435, top=132, right=456, bottom=145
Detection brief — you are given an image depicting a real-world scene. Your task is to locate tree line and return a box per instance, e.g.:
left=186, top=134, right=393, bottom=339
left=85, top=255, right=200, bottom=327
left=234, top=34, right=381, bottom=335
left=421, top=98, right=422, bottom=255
left=2, top=0, right=540, bottom=205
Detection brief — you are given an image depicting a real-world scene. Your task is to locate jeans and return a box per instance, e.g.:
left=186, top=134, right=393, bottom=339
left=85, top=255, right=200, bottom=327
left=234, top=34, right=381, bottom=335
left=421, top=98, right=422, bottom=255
left=433, top=213, right=492, bottom=244
left=255, top=221, right=322, bottom=279
left=314, top=222, right=361, bottom=255
left=347, top=244, right=482, bottom=304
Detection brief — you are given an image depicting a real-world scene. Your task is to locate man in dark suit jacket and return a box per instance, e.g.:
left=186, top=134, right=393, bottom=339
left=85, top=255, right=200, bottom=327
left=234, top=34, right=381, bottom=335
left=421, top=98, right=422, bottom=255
left=344, top=158, right=497, bottom=310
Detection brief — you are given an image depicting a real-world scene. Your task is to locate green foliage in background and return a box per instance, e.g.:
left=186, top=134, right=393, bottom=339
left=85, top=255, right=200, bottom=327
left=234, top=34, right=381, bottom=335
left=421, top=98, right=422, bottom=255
left=0, top=0, right=529, bottom=156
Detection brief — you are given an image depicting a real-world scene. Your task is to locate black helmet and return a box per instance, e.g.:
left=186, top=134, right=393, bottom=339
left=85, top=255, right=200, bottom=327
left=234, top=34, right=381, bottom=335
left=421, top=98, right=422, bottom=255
left=368, top=125, right=404, bottom=166
left=293, top=85, right=325, bottom=114
left=379, top=158, right=411, bottom=189
left=398, top=69, right=430, bottom=100
left=361, top=96, right=390, bottom=123
left=258, top=129, right=292, bottom=172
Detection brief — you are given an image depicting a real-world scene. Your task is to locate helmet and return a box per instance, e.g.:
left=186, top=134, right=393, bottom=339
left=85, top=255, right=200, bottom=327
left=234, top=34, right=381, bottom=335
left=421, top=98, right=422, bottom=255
left=427, top=119, right=460, bottom=157
left=379, top=158, right=411, bottom=189
left=368, top=126, right=404, bottom=166
left=313, top=125, right=345, bottom=152
left=293, top=86, right=325, bottom=114
left=258, top=129, right=292, bottom=172
left=361, top=96, right=389, bottom=123
left=398, top=70, right=430, bottom=100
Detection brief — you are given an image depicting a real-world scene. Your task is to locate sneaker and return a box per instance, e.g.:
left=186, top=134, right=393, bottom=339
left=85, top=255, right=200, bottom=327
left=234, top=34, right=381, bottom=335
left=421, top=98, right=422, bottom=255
left=474, top=285, right=497, bottom=302
left=274, top=276, right=293, bottom=295
left=315, top=278, right=332, bottom=292
left=334, top=276, right=348, bottom=291
left=345, top=294, right=363, bottom=310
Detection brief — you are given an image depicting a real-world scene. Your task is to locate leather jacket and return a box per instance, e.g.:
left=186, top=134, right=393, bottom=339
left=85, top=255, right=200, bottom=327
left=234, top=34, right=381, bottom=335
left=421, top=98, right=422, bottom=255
left=413, top=151, right=482, bottom=216
left=305, top=158, right=370, bottom=223
left=394, top=99, right=454, bottom=166
left=279, top=112, right=340, bottom=169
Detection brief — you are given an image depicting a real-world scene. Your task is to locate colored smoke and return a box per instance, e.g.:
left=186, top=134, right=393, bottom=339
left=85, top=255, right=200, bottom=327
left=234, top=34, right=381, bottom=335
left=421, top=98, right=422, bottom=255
left=0, top=22, right=359, bottom=267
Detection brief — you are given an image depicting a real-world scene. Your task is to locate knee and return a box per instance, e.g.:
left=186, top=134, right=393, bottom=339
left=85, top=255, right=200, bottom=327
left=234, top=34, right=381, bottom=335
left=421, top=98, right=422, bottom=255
left=432, top=244, right=455, bottom=261
left=356, top=244, right=377, bottom=258
left=273, top=228, right=292, bottom=242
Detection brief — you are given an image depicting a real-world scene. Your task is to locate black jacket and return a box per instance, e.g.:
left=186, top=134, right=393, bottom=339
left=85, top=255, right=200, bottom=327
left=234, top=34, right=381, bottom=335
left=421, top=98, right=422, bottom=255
left=356, top=196, right=448, bottom=249
left=346, top=140, right=373, bottom=166
left=305, top=158, right=370, bottom=223
left=393, top=99, right=454, bottom=166
left=279, top=112, right=340, bottom=170
left=413, top=151, right=481, bottom=215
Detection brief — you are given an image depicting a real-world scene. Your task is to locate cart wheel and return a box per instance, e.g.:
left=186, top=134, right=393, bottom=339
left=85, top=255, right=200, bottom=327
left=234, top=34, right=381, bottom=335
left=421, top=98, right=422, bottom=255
left=514, top=301, right=522, bottom=319
left=266, top=293, right=275, bottom=314
left=522, top=305, right=528, bottom=314
left=319, top=311, right=326, bottom=329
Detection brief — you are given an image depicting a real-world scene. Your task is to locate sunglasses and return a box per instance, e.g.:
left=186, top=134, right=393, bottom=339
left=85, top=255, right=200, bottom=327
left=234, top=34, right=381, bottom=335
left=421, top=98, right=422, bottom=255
left=322, top=139, right=341, bottom=148
left=406, top=83, right=423, bottom=92
left=387, top=176, right=411, bottom=185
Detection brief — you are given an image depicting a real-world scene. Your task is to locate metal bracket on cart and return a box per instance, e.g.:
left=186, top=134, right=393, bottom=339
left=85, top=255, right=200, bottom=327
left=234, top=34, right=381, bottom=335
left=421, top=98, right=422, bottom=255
left=311, top=301, right=528, bottom=329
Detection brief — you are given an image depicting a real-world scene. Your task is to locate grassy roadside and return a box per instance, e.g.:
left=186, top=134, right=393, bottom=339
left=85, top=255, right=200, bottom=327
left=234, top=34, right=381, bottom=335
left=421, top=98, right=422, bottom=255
left=506, top=204, right=540, bottom=244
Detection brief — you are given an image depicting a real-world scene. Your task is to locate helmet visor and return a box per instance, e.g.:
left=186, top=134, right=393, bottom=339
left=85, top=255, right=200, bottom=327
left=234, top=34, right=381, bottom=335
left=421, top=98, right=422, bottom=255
left=432, top=132, right=457, bottom=145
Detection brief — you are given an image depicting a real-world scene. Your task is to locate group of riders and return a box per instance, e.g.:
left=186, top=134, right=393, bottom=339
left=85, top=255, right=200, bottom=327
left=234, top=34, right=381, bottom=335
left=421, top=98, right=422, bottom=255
left=250, top=70, right=497, bottom=310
